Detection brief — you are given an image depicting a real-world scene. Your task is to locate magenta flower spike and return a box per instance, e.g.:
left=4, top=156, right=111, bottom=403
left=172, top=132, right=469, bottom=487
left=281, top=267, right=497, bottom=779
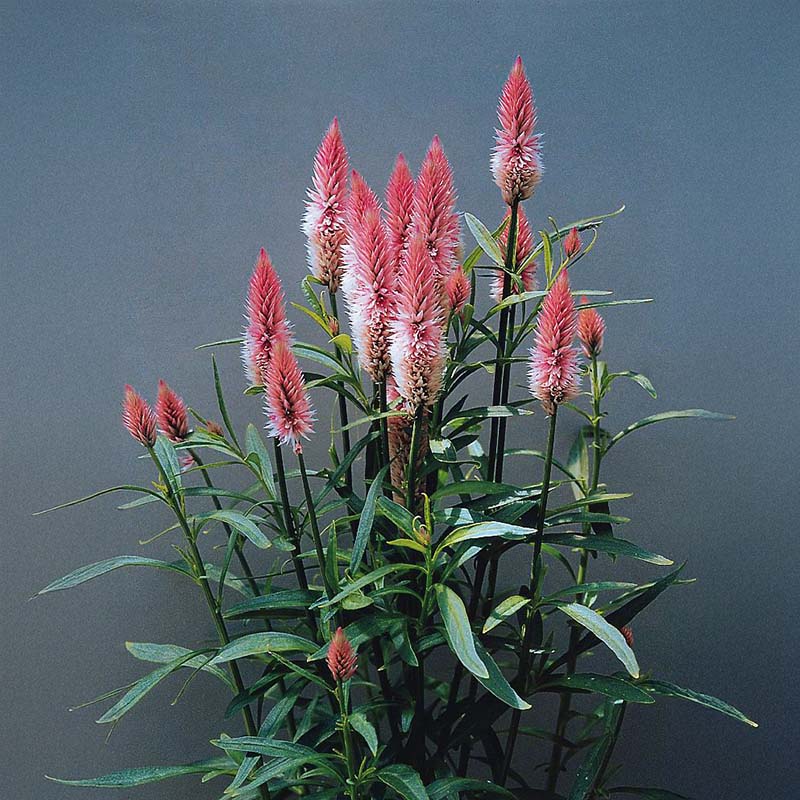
left=343, top=172, right=395, bottom=382
left=389, top=234, right=446, bottom=411
left=578, top=298, right=606, bottom=357
left=122, top=385, right=157, bottom=448
left=263, top=340, right=314, bottom=453
left=155, top=380, right=189, bottom=442
left=386, top=153, right=415, bottom=273
left=529, top=273, right=580, bottom=415
left=491, top=205, right=537, bottom=302
left=445, top=264, right=470, bottom=317
left=242, top=248, right=291, bottom=386
left=327, top=627, right=357, bottom=682
left=413, top=136, right=460, bottom=293
left=563, top=226, right=581, bottom=258
left=491, top=56, right=543, bottom=206
left=302, top=118, right=350, bottom=293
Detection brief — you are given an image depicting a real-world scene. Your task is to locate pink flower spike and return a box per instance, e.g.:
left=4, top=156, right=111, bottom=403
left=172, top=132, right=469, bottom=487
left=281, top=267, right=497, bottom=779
left=327, top=627, right=357, bottom=682
left=578, top=298, right=606, bottom=357
left=389, top=235, right=447, bottom=411
left=564, top=227, right=581, bottom=258
left=386, top=153, right=415, bottom=272
left=492, top=56, right=543, bottom=205
left=529, top=273, right=580, bottom=415
left=242, top=248, right=291, bottom=386
left=155, top=380, right=190, bottom=442
left=413, top=136, right=460, bottom=293
left=303, top=118, right=350, bottom=293
left=122, top=385, right=157, bottom=447
left=492, top=206, right=537, bottom=302
left=348, top=169, right=381, bottom=228
left=446, top=264, right=470, bottom=317
left=264, top=340, right=314, bottom=452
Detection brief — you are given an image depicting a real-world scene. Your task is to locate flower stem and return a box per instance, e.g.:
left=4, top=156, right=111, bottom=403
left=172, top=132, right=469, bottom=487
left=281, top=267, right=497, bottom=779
left=337, top=680, right=359, bottom=800
left=329, top=292, right=353, bottom=491
left=405, top=407, right=424, bottom=513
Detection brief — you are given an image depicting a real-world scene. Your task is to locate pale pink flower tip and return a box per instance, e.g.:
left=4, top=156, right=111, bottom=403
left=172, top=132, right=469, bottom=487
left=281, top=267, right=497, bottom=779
left=491, top=56, right=543, bottom=205
left=446, top=265, right=470, bottom=317
left=327, top=627, right=357, bottom=682
left=413, top=136, right=460, bottom=293
left=155, top=380, right=190, bottom=442
left=389, top=235, right=447, bottom=411
left=577, top=297, right=606, bottom=357
left=491, top=206, right=537, bottom=302
left=564, top=227, right=581, bottom=258
left=242, top=248, right=291, bottom=386
left=529, top=273, right=580, bottom=415
left=302, top=118, right=350, bottom=293
left=122, top=385, right=157, bottom=447
left=386, top=153, right=415, bottom=273
left=343, top=173, right=394, bottom=381
left=263, top=341, right=314, bottom=452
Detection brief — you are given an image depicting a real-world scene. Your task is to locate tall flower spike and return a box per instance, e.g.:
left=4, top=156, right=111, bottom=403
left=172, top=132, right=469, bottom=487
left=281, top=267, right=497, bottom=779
left=302, top=118, right=350, bottom=293
left=578, top=298, right=606, bottom=357
left=343, top=172, right=394, bottom=381
left=389, top=235, right=446, bottom=411
left=446, top=264, right=470, bottom=317
left=327, top=627, right=357, bottom=682
left=529, top=273, right=580, bottom=415
left=122, top=385, right=157, bottom=447
left=492, top=56, right=542, bottom=205
left=348, top=169, right=381, bottom=229
left=491, top=205, right=537, bottom=302
left=386, top=153, right=415, bottom=273
left=263, top=341, right=314, bottom=453
left=242, top=248, right=291, bottom=386
left=155, top=380, right=189, bottom=442
left=413, top=136, right=460, bottom=293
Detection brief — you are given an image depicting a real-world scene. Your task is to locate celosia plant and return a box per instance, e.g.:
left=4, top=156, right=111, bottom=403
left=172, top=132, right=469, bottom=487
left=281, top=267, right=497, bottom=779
left=38, top=57, right=755, bottom=800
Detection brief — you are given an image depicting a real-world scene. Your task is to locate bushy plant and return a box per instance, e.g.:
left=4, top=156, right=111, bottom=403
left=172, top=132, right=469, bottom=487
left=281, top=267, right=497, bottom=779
left=38, top=57, right=755, bottom=800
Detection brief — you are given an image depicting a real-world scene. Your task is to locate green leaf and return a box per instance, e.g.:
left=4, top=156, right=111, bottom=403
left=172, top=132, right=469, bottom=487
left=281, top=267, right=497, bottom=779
left=224, top=589, right=318, bottom=619
left=210, top=632, right=318, bottom=664
left=245, top=423, right=276, bottom=498
left=473, top=640, right=530, bottom=709
left=38, top=556, right=192, bottom=594
left=351, top=464, right=389, bottom=572
left=378, top=764, right=430, bottom=800
left=349, top=711, right=379, bottom=756
left=125, top=642, right=231, bottom=687
left=316, top=564, right=419, bottom=608
left=464, top=213, right=505, bottom=266
left=153, top=435, right=181, bottom=494
left=195, top=510, right=271, bottom=549
left=427, top=777, right=515, bottom=799
left=483, top=594, right=530, bottom=633
left=435, top=584, right=489, bottom=679
left=641, top=679, right=757, bottom=727
left=211, top=354, right=240, bottom=448
left=558, top=603, right=639, bottom=678
left=604, top=371, right=657, bottom=399
left=34, top=485, right=163, bottom=516
left=541, top=230, right=553, bottom=282
left=543, top=533, right=672, bottom=566
left=609, top=788, right=691, bottom=800
left=540, top=673, right=654, bottom=704
left=545, top=581, right=637, bottom=600
left=607, top=409, right=734, bottom=451
left=568, top=699, right=624, bottom=800
left=46, top=758, right=232, bottom=787
left=377, top=495, right=416, bottom=531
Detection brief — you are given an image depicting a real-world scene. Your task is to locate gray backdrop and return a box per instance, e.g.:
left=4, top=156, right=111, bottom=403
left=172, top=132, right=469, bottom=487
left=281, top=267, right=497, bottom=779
left=3, top=1, right=798, bottom=798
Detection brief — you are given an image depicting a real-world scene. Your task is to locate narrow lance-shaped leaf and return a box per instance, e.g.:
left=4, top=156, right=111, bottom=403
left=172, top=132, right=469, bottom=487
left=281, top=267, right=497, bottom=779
left=606, top=409, right=734, bottom=451
left=46, top=758, right=232, bottom=788
left=641, top=679, right=757, bottom=727
left=194, top=510, right=271, bottom=550
left=435, top=584, right=489, bottom=679
left=464, top=213, right=505, bottom=266
left=377, top=764, right=429, bottom=800
left=350, top=464, right=389, bottom=572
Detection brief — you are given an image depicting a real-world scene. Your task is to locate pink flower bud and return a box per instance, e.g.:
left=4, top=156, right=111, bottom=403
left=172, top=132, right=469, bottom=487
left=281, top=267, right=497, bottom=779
left=445, top=265, right=470, bottom=317
left=620, top=625, right=634, bottom=648
left=327, top=626, right=357, bottom=682
left=206, top=420, right=224, bottom=437
left=563, top=227, right=581, bottom=258
left=577, top=298, right=606, bottom=357
left=155, top=380, right=189, bottom=442
left=492, top=206, right=537, bottom=302
left=263, top=341, right=314, bottom=453
left=491, top=57, right=542, bottom=205
left=122, top=385, right=157, bottom=447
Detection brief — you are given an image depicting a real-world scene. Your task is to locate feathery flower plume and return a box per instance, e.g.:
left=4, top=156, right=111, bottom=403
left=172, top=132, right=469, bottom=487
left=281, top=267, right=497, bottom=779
left=446, top=264, right=470, bottom=316
left=386, top=153, right=415, bottom=272
left=529, top=273, right=580, bottom=415
left=122, top=385, right=157, bottom=447
left=302, top=118, right=349, bottom=293
left=577, top=298, right=606, bottom=357
left=155, top=380, right=189, bottom=442
left=413, top=136, right=460, bottom=292
left=387, top=379, right=429, bottom=501
left=327, top=627, right=358, bottom=682
left=563, top=226, right=581, bottom=258
left=263, top=341, right=314, bottom=453
left=491, top=56, right=542, bottom=206
left=491, top=206, right=537, bottom=302
left=389, top=235, right=447, bottom=411
left=242, top=248, right=291, bottom=386
left=343, top=171, right=394, bottom=381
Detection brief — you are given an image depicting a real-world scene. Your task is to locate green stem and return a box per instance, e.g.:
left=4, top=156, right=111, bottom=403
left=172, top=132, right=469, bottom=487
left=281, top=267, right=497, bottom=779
left=337, top=681, right=359, bottom=800
left=329, top=292, right=353, bottom=491
left=405, top=408, right=424, bottom=514
left=500, top=406, right=559, bottom=786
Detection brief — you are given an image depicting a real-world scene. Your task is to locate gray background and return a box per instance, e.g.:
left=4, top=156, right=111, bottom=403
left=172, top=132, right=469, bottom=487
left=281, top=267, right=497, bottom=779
left=3, top=1, right=798, bottom=798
